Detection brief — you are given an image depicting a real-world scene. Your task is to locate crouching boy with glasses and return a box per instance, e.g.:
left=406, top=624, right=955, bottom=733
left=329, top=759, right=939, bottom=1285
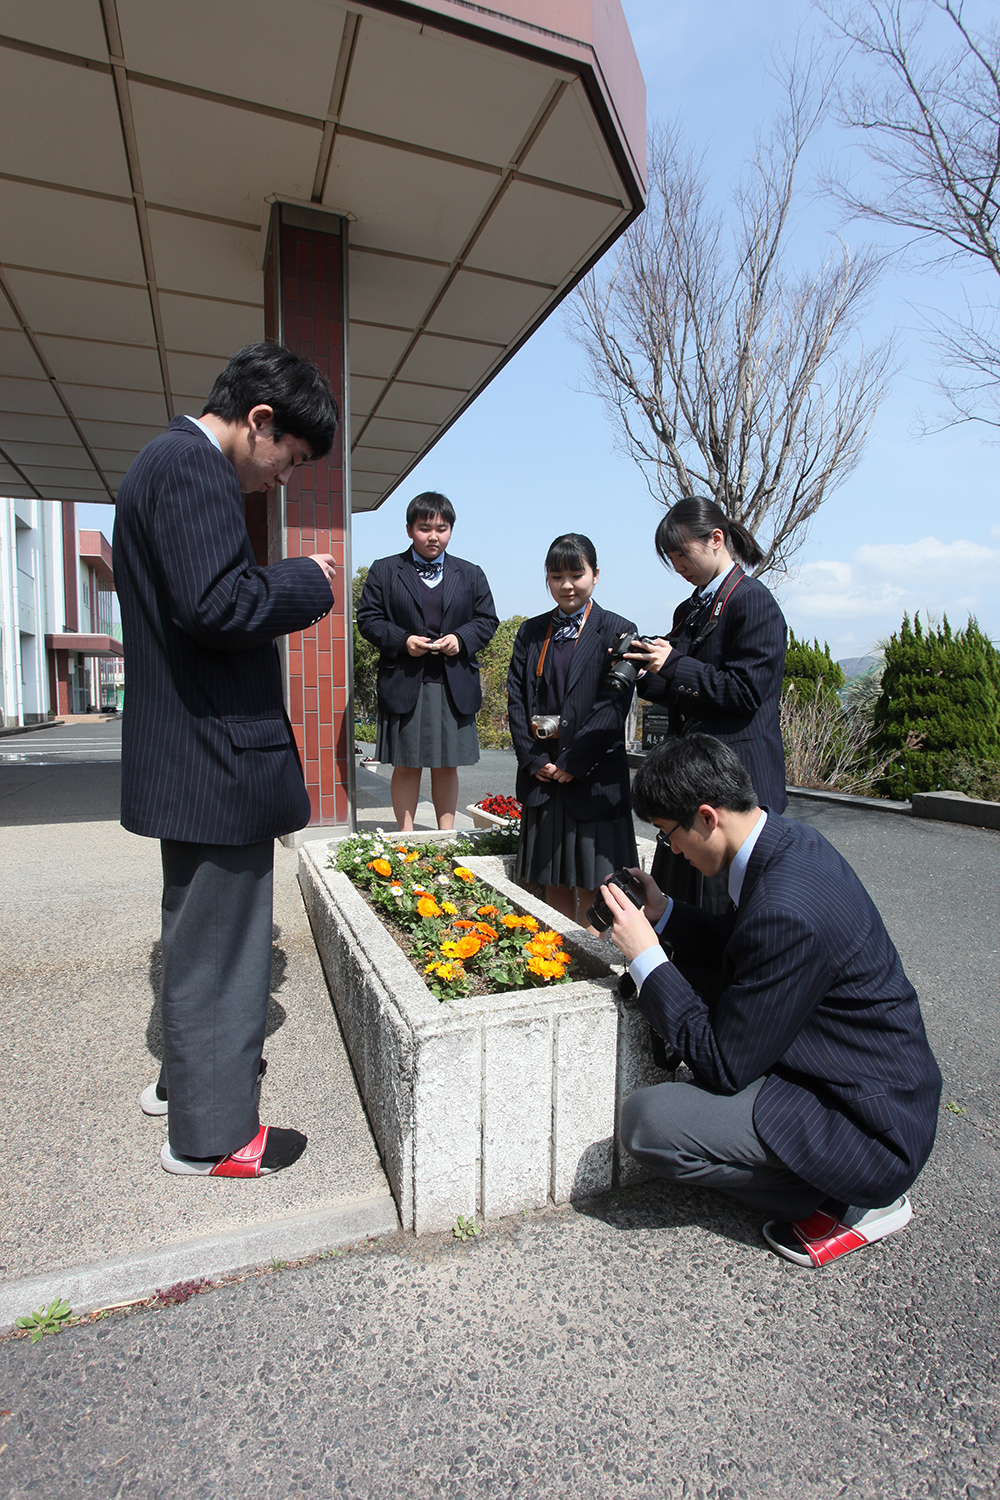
left=601, top=735, right=942, bottom=1268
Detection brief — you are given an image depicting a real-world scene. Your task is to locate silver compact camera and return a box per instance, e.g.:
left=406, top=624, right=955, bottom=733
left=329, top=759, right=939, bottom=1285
left=530, top=713, right=561, bottom=740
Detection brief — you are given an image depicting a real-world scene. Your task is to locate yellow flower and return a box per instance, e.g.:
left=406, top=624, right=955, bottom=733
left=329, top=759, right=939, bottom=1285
left=367, top=858, right=392, bottom=877
left=404, top=850, right=420, bottom=863
left=441, top=901, right=458, bottom=915
left=440, top=940, right=463, bottom=959
left=453, top=866, right=475, bottom=882
left=417, top=896, right=442, bottom=919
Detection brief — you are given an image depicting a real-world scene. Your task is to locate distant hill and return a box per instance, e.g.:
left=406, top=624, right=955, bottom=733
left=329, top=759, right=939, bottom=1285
left=837, top=655, right=880, bottom=681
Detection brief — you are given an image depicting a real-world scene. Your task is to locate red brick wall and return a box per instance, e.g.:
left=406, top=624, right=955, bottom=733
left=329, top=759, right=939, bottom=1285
left=264, top=211, right=350, bottom=828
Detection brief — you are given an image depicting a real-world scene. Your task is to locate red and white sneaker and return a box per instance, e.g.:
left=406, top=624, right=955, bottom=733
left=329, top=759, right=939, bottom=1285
left=160, top=1125, right=306, bottom=1178
left=763, top=1196, right=913, bottom=1267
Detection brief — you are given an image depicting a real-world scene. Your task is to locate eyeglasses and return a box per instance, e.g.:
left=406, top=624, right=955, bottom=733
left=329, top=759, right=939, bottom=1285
left=656, top=822, right=682, bottom=852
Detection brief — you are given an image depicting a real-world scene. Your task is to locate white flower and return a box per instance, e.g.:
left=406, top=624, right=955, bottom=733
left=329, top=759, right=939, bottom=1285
left=436, top=874, right=449, bottom=886
left=390, top=883, right=403, bottom=895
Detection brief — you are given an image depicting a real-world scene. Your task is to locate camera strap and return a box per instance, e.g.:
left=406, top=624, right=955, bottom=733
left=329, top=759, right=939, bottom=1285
left=667, top=565, right=744, bottom=649
left=532, top=599, right=593, bottom=718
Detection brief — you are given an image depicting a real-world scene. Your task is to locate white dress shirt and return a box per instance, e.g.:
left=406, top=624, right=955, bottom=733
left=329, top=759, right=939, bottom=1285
left=182, top=414, right=223, bottom=453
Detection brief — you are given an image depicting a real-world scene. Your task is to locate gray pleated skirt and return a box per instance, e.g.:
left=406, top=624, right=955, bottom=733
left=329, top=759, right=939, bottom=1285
left=376, top=679, right=480, bottom=768
left=515, top=787, right=637, bottom=890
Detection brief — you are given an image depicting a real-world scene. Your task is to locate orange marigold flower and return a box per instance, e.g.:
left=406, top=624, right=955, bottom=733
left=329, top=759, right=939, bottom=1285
left=519, top=915, right=540, bottom=931
left=454, top=934, right=482, bottom=960
left=536, top=930, right=562, bottom=947
left=501, top=914, right=521, bottom=929
left=477, top=905, right=499, bottom=917
left=367, top=858, right=392, bottom=877
left=452, top=919, right=477, bottom=930
left=525, top=938, right=557, bottom=958
left=474, top=923, right=498, bottom=942
left=417, top=896, right=442, bottom=919
left=526, top=955, right=563, bottom=979
left=453, top=866, right=475, bottom=882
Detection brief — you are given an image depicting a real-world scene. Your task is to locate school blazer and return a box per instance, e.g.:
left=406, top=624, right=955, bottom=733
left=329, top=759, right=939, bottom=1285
left=355, top=551, right=498, bottom=717
left=506, top=601, right=637, bottom=821
left=639, top=570, right=788, bottom=812
left=639, top=814, right=942, bottom=1207
left=114, top=417, right=334, bottom=845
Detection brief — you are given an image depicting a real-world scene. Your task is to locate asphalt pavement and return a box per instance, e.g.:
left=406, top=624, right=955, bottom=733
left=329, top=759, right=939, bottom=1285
left=1, top=747, right=997, bottom=1499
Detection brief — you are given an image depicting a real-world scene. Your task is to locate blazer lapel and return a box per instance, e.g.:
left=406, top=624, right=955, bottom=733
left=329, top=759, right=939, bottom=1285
left=395, top=549, right=426, bottom=619
left=440, top=553, right=460, bottom=625
left=562, top=601, right=605, bottom=699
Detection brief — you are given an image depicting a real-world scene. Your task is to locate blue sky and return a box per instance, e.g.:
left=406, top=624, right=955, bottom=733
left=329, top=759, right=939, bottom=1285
left=81, top=0, right=999, bottom=659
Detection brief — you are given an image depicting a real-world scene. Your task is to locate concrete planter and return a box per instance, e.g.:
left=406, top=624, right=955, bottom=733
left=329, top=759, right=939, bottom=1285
left=299, top=835, right=667, bottom=1234
left=466, top=802, right=516, bottom=831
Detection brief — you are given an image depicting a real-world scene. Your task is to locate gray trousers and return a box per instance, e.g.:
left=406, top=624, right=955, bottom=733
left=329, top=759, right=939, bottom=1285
left=620, top=1076, right=828, bottom=1221
left=158, top=839, right=274, bottom=1158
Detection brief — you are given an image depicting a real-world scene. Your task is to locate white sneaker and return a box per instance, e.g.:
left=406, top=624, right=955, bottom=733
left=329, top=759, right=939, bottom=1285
left=140, top=1060, right=267, bottom=1118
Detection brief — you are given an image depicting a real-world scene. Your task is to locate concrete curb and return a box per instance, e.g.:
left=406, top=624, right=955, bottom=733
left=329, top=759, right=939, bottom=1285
left=0, top=720, right=66, bottom=739
left=784, top=786, right=912, bottom=814
left=911, top=789, right=1000, bottom=831
left=0, top=1190, right=399, bottom=1331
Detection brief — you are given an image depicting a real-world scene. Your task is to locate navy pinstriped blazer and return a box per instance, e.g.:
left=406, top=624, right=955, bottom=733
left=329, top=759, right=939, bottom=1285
left=639, top=571, right=788, bottom=813
left=114, top=417, right=334, bottom=845
left=639, top=814, right=942, bottom=1207
left=355, top=550, right=498, bottom=717
left=507, top=601, right=637, bottom=820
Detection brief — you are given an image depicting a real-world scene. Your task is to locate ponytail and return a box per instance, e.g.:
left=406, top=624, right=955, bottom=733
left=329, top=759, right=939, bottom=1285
left=654, top=497, right=763, bottom=570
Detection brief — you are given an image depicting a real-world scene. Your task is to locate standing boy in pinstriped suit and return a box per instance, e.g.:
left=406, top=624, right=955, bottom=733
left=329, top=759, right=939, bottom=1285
left=602, top=735, right=942, bottom=1268
left=114, top=344, right=339, bottom=1179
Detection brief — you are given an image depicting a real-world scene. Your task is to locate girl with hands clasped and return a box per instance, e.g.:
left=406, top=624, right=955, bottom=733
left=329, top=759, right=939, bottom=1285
left=506, top=534, right=638, bottom=930
left=356, top=492, right=498, bottom=831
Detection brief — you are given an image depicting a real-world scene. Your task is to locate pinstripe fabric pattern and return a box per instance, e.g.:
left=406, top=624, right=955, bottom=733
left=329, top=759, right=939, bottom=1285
left=639, top=572, right=788, bottom=812
left=114, top=418, right=335, bottom=844
left=355, top=551, right=499, bottom=717
left=639, top=815, right=942, bottom=1207
left=507, top=602, right=637, bottom=820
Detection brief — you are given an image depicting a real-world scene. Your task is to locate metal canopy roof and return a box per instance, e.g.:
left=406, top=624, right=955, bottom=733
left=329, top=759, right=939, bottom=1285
left=0, top=1, right=645, bottom=512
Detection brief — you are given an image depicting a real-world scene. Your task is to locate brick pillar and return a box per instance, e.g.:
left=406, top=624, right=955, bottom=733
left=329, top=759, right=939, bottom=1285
left=263, top=204, right=352, bottom=831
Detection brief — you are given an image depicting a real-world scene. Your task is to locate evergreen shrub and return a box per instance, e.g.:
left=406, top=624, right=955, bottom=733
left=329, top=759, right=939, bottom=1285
left=783, top=630, right=845, bottom=700
left=873, top=614, right=1000, bottom=799
left=476, top=616, right=526, bottom=749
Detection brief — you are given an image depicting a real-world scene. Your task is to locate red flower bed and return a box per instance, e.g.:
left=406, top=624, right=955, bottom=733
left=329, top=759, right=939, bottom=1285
left=476, top=794, right=522, bottom=820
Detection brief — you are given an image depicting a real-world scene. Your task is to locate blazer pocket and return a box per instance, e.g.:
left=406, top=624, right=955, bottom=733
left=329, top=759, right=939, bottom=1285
left=223, top=716, right=291, bottom=750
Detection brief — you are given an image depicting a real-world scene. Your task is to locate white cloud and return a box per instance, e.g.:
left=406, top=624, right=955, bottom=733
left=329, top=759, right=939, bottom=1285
left=779, top=534, right=1000, bottom=653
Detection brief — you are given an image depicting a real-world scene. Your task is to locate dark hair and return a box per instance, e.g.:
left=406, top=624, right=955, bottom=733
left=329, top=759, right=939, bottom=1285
left=544, top=533, right=598, bottom=573
left=202, top=343, right=338, bottom=458
left=632, top=735, right=758, bottom=827
left=655, top=497, right=764, bottom=571
left=406, top=491, right=456, bottom=527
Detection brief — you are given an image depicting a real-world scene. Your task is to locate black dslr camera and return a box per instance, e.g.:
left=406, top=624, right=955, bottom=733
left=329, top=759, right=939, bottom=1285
left=605, top=632, right=656, bottom=694
left=586, top=869, right=646, bottom=934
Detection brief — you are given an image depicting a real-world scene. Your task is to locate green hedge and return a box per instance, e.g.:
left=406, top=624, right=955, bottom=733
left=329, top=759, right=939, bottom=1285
left=783, top=630, right=844, bottom=701
left=874, top=614, right=1000, bottom=799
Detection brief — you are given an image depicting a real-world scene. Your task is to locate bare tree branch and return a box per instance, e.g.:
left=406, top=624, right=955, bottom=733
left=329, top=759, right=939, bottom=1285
left=569, top=73, right=892, bottom=578
left=821, top=0, right=1000, bottom=429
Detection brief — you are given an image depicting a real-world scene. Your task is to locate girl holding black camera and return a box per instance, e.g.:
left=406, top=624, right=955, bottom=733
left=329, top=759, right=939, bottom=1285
left=507, top=534, right=638, bottom=928
left=626, top=496, right=786, bottom=908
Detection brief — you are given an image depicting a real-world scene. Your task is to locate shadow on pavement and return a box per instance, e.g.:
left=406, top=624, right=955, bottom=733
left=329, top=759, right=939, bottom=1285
left=573, top=1175, right=769, bottom=1255
left=0, top=764, right=122, bottom=825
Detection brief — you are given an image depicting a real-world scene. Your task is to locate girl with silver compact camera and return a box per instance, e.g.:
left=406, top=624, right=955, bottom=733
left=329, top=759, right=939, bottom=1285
left=506, top=534, right=638, bottom=930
